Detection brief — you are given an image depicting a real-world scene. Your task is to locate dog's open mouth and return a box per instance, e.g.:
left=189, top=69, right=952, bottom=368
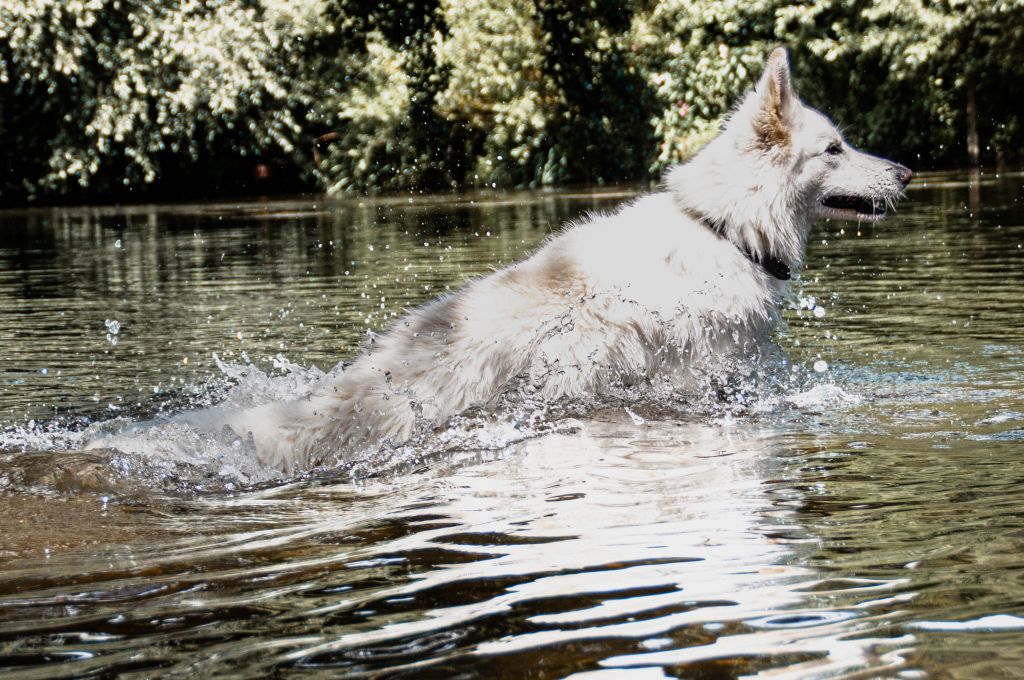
left=820, top=194, right=887, bottom=220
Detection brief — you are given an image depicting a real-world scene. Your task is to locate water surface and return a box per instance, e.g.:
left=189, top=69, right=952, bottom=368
left=2, top=172, right=1024, bottom=678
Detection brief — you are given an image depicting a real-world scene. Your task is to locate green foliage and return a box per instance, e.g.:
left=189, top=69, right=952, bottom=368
left=314, top=0, right=476, bottom=193
left=631, top=1, right=784, bottom=170
left=434, top=0, right=557, bottom=187
left=316, top=0, right=658, bottom=191
left=0, top=0, right=327, bottom=203
left=776, top=0, right=1024, bottom=166
left=1, top=0, right=1023, bottom=203
left=528, top=0, right=657, bottom=184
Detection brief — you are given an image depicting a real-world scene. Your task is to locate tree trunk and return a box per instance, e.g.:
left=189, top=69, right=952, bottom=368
left=965, top=77, right=980, bottom=167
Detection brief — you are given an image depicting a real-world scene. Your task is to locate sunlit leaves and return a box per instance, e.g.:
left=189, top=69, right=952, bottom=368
left=2, top=0, right=1023, bottom=202
left=0, top=0, right=316, bottom=200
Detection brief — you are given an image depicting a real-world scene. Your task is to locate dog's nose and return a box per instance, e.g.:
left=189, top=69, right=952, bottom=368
left=893, top=164, right=913, bottom=187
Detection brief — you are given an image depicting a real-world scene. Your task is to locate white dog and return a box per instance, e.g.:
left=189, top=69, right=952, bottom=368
left=94, top=48, right=912, bottom=473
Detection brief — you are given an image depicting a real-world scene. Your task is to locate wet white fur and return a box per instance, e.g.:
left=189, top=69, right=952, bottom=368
left=92, top=49, right=909, bottom=473
left=219, top=191, right=780, bottom=472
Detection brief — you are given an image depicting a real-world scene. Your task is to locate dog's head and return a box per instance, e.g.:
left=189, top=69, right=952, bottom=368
left=668, top=48, right=912, bottom=270
left=751, top=48, right=912, bottom=222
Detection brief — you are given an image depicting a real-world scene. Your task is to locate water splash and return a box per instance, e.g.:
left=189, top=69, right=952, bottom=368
left=0, top=346, right=860, bottom=495
left=104, top=319, right=121, bottom=346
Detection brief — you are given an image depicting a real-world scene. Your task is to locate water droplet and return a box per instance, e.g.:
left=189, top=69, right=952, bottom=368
left=624, top=407, right=645, bottom=426
left=813, top=359, right=829, bottom=373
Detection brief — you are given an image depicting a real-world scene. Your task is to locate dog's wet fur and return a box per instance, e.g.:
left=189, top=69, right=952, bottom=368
left=92, top=48, right=912, bottom=473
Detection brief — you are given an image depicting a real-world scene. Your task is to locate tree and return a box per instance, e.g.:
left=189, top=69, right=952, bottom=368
left=781, top=0, right=1024, bottom=167
left=316, top=0, right=476, bottom=192
left=433, top=0, right=559, bottom=187
left=629, top=0, right=784, bottom=172
left=0, top=0, right=320, bottom=203
left=3, top=0, right=1024, bottom=203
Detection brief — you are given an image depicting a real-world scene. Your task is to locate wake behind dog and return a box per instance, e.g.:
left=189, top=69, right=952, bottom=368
left=90, top=48, right=911, bottom=474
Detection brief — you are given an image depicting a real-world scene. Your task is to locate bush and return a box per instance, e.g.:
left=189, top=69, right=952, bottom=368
left=0, top=0, right=318, bottom=203
left=2, top=0, right=1023, bottom=204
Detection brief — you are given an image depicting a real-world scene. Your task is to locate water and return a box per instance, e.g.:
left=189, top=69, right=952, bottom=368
left=2, top=172, right=1024, bottom=677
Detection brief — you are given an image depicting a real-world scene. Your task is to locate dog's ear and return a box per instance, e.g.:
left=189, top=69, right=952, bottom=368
left=753, top=47, right=798, bottom=149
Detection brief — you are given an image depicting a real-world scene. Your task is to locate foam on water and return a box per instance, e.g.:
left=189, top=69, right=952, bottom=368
left=0, top=418, right=88, bottom=455
left=0, top=348, right=861, bottom=495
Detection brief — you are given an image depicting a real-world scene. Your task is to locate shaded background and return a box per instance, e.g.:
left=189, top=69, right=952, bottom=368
left=1, top=0, right=1022, bottom=205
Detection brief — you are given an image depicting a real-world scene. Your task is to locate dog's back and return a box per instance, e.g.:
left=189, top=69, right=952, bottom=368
left=234, top=192, right=780, bottom=471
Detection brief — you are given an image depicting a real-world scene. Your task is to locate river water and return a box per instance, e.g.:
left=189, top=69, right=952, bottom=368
left=1, top=171, right=1023, bottom=678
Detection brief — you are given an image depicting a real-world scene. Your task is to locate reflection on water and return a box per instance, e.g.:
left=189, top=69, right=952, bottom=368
left=0, top=191, right=616, bottom=424
left=2, top=172, right=1024, bottom=677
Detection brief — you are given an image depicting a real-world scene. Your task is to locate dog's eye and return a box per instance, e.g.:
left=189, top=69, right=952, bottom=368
left=825, top=142, right=843, bottom=156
